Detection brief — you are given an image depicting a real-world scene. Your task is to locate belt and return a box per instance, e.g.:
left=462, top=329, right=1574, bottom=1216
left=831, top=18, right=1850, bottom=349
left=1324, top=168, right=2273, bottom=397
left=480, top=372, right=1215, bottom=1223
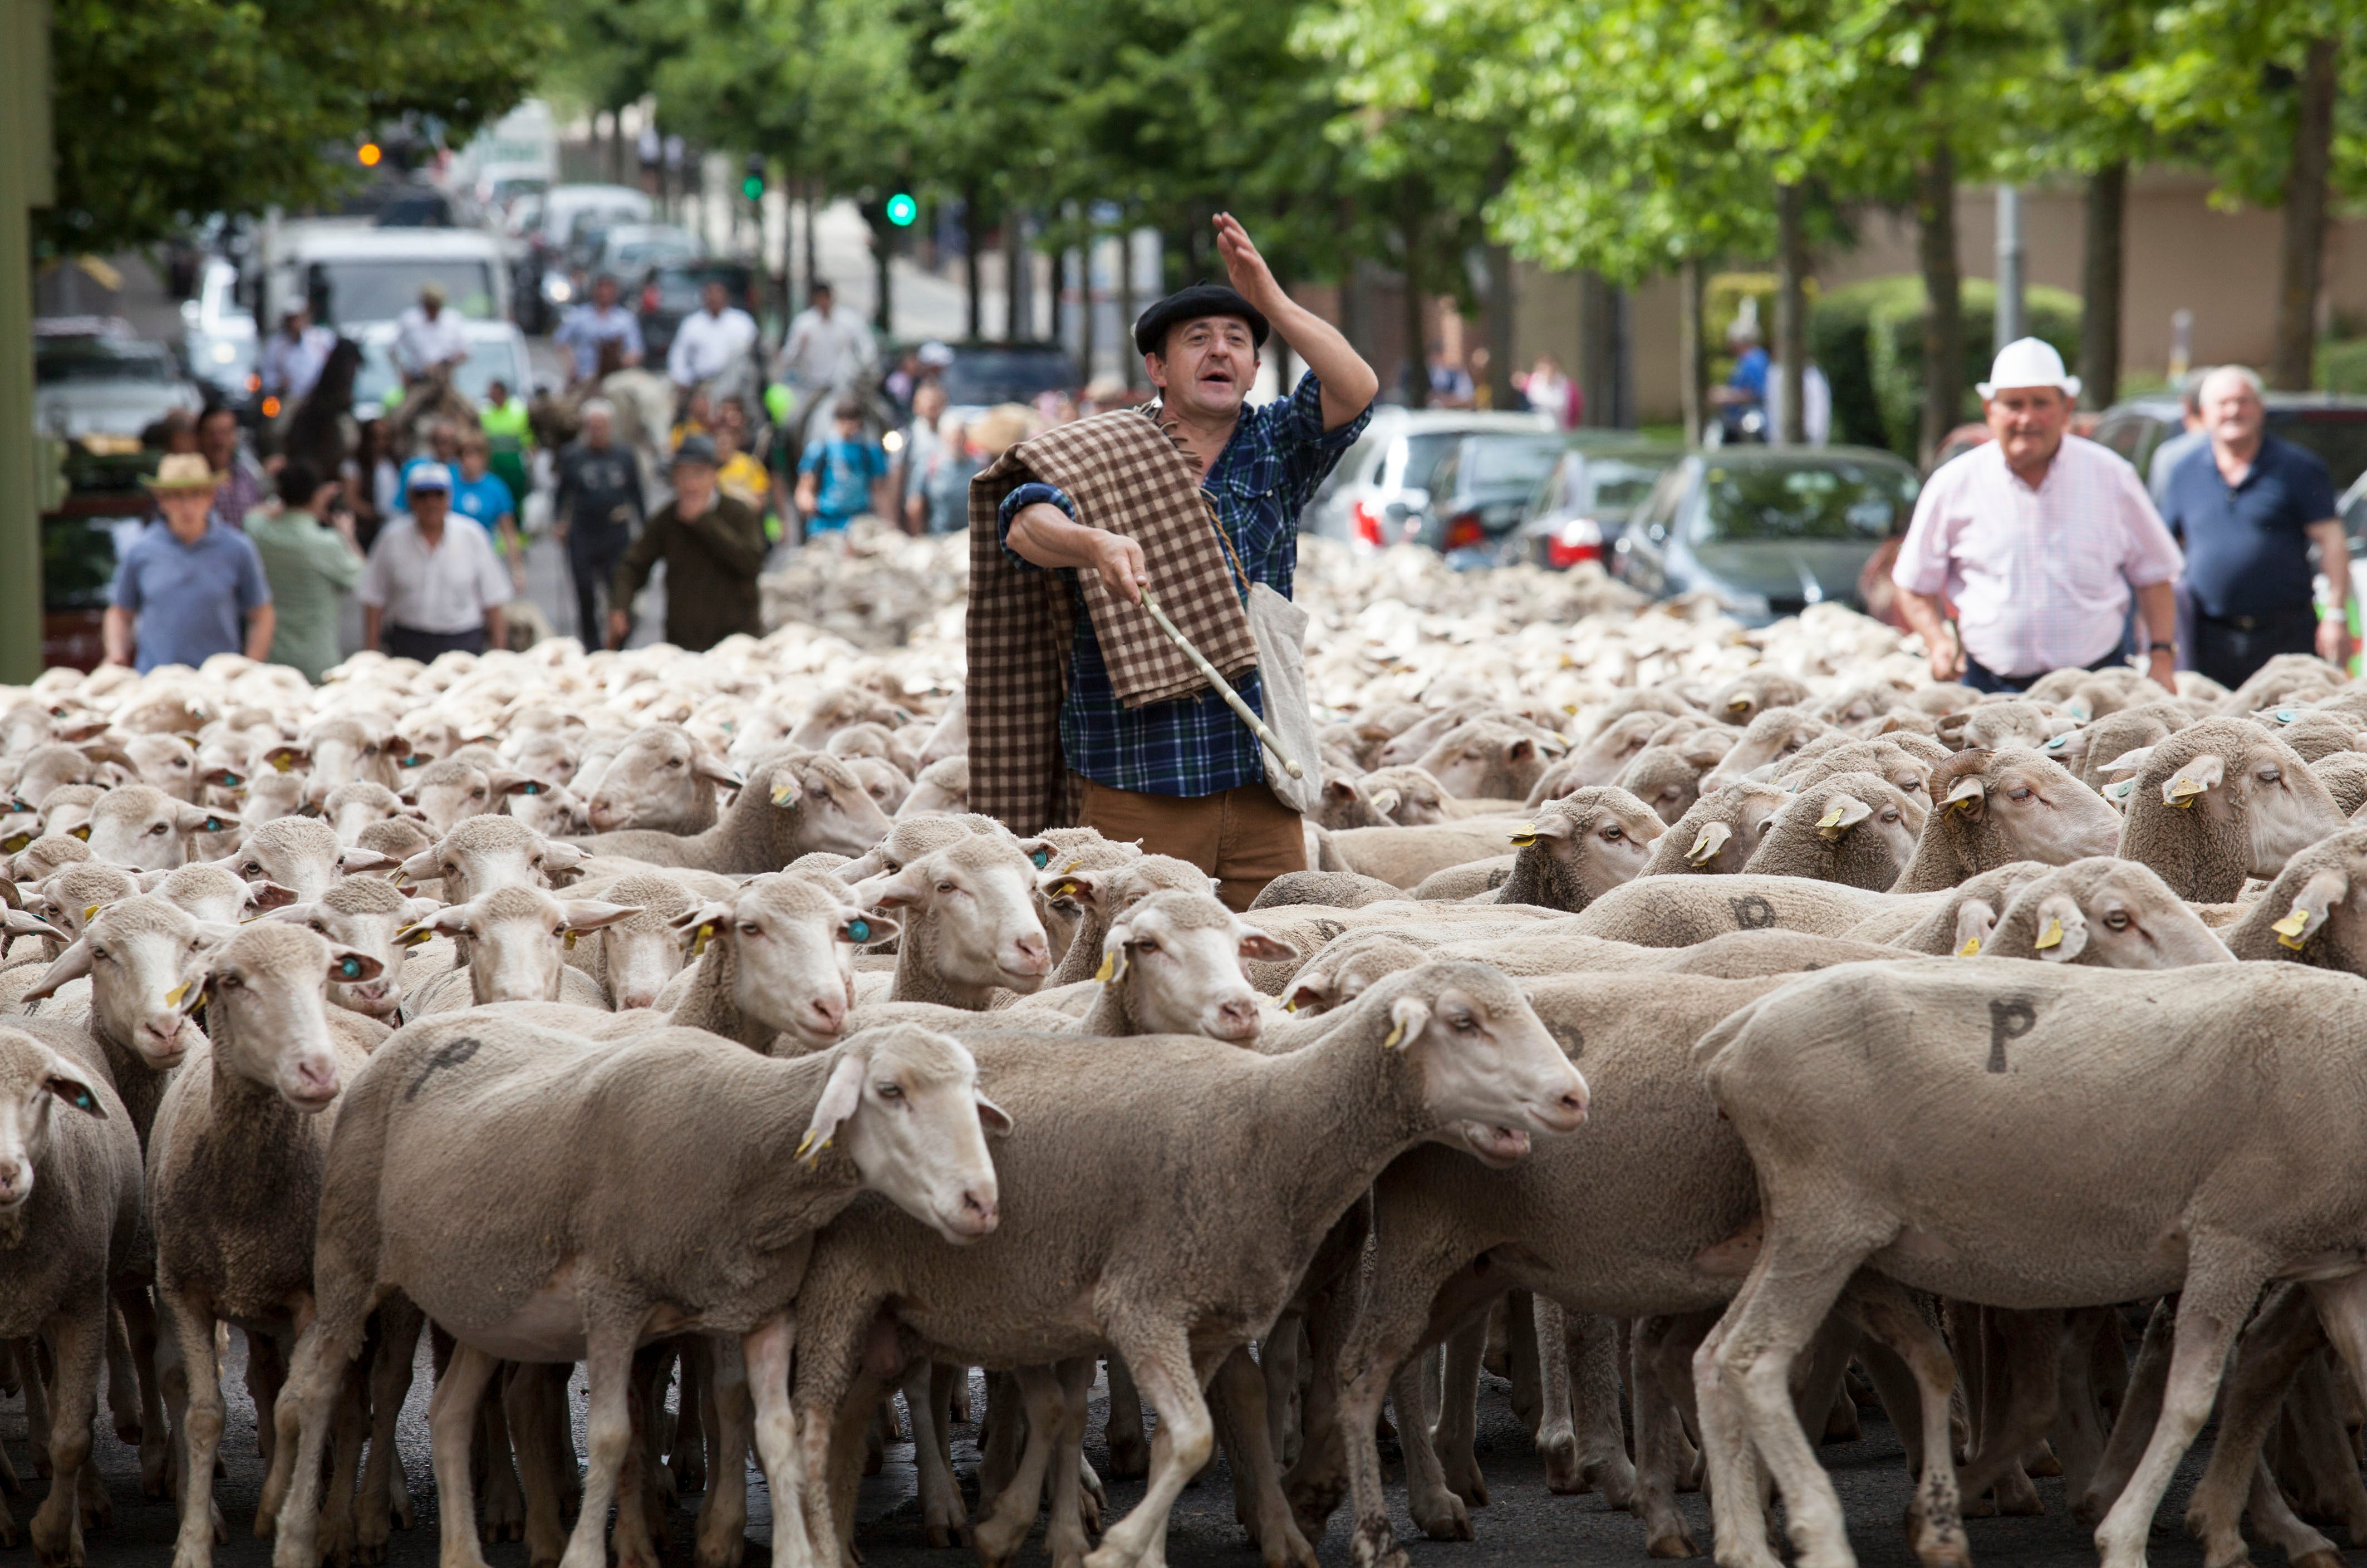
left=2197, top=607, right=2309, bottom=632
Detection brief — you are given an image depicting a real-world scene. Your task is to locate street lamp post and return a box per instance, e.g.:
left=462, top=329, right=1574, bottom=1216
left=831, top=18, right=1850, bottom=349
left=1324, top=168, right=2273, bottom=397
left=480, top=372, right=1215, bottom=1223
left=1995, top=184, right=2026, bottom=348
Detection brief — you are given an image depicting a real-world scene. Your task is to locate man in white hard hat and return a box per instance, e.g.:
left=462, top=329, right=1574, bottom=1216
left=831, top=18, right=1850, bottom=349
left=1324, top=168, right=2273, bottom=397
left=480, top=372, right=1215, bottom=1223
left=1892, top=337, right=2185, bottom=695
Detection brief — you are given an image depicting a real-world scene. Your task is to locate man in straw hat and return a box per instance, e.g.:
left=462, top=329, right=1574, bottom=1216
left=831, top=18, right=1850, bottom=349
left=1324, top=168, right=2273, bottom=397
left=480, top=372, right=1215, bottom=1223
left=104, top=453, right=276, bottom=672
left=394, top=282, right=470, bottom=388
left=1892, top=336, right=2184, bottom=695
left=977, top=213, right=1377, bottom=908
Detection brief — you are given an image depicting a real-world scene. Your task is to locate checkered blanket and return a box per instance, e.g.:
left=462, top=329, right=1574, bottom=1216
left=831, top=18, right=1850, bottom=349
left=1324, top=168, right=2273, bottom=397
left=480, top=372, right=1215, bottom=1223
left=966, top=408, right=1258, bottom=833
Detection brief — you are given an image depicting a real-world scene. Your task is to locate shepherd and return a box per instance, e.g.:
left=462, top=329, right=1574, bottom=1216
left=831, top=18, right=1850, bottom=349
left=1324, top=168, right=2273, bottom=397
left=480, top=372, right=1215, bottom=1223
left=971, top=214, right=1377, bottom=910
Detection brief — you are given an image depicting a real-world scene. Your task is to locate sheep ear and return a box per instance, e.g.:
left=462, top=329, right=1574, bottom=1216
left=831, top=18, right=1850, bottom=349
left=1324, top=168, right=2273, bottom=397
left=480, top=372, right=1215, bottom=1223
left=1685, top=821, right=1732, bottom=866
left=396, top=848, right=441, bottom=885
left=2161, top=754, right=2224, bottom=808
left=693, top=754, right=744, bottom=788
left=671, top=901, right=733, bottom=954
left=1012, top=836, right=1055, bottom=871
left=856, top=865, right=927, bottom=912
left=1815, top=794, right=1873, bottom=840
left=2273, top=868, right=2351, bottom=950
left=2032, top=897, right=2088, bottom=963
left=797, top=1050, right=869, bottom=1165
left=132, top=868, right=175, bottom=892
left=21, top=939, right=92, bottom=1002
left=1383, top=995, right=1431, bottom=1051
left=40, top=1051, right=106, bottom=1118
left=539, top=843, right=589, bottom=882
left=425, top=903, right=477, bottom=936
left=326, top=946, right=385, bottom=985
left=1283, top=979, right=1330, bottom=1013
left=337, top=848, right=401, bottom=875
left=1237, top=927, right=1299, bottom=964
left=262, top=902, right=323, bottom=926
left=171, top=801, right=240, bottom=837
left=2, top=908, right=67, bottom=942
left=402, top=897, right=445, bottom=925
left=1943, top=775, right=1987, bottom=819
left=558, top=901, right=642, bottom=935
left=263, top=744, right=308, bottom=772
left=1367, top=787, right=1402, bottom=818
left=1504, top=737, right=1535, bottom=765
left=2098, top=746, right=2154, bottom=779
left=1038, top=867, right=1102, bottom=909
left=1095, top=926, right=1131, bottom=984
left=246, top=881, right=298, bottom=913
left=1951, top=898, right=1998, bottom=957
left=767, top=771, right=805, bottom=809
left=973, top=1092, right=1014, bottom=1137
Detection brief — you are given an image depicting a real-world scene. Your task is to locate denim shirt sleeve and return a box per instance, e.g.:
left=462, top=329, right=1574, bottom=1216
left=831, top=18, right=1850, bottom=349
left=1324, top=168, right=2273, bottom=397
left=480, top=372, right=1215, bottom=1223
left=997, top=482, right=1076, bottom=573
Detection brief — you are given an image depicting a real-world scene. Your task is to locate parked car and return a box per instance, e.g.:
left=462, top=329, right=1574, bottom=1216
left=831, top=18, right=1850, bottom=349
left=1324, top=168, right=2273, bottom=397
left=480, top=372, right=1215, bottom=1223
left=1302, top=407, right=1554, bottom=546
left=594, top=224, right=702, bottom=278
left=34, top=318, right=203, bottom=441
left=2094, top=390, right=2367, bottom=547
left=517, top=184, right=653, bottom=332
left=1512, top=438, right=1687, bottom=569
left=1614, top=447, right=1921, bottom=624
left=920, top=341, right=1082, bottom=421
left=178, top=257, right=259, bottom=414
left=348, top=318, right=535, bottom=421
left=639, top=261, right=759, bottom=364
left=1411, top=429, right=1573, bottom=567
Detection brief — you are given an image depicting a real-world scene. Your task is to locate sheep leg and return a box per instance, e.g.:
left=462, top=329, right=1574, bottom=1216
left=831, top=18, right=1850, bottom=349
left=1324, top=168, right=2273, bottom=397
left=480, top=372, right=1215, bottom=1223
left=1563, top=1308, right=1637, bottom=1506
left=1103, top=1356, right=1150, bottom=1480
left=245, top=1329, right=286, bottom=1469
left=1836, top=1276, right=1968, bottom=1568
left=160, top=1285, right=228, bottom=1568
left=2047, top=1308, right=2112, bottom=1505
left=977, top=1370, right=1025, bottom=1508
left=104, top=1300, right=141, bottom=1446
left=1506, top=1290, right=1543, bottom=1435
left=428, top=1343, right=501, bottom=1568
left=1261, top=1318, right=1303, bottom=1471
left=900, top=1359, right=970, bottom=1549
left=1692, top=1277, right=1780, bottom=1568
left=23, top=1332, right=52, bottom=1477
left=672, top=1337, right=711, bottom=1496
left=121, top=1289, right=170, bottom=1500
left=1083, top=1325, right=1219, bottom=1568
left=1211, top=1345, right=1318, bottom=1568
left=503, top=1364, right=572, bottom=1568
left=2093, top=1254, right=2268, bottom=1568
left=743, top=1313, right=818, bottom=1568
left=2077, top=1296, right=2174, bottom=1526
left=693, top=1336, right=753, bottom=1568
left=29, top=1306, right=104, bottom=1567
left=1279, top=1279, right=1353, bottom=1538
left=355, top=1301, right=422, bottom=1560
left=319, top=1350, right=372, bottom=1562
left=975, top=1364, right=1067, bottom=1568
left=557, top=1326, right=640, bottom=1568
left=265, top=1312, right=371, bottom=1568
left=473, top=1375, right=529, bottom=1544
left=2180, top=1282, right=2326, bottom=1568
left=1531, top=1297, right=1580, bottom=1490
left=2284, top=1350, right=2367, bottom=1538
left=1432, top=1311, right=1490, bottom=1508
left=1631, top=1312, right=1715, bottom=1559
left=1042, top=1359, right=1098, bottom=1568
left=1949, top=1308, right=2060, bottom=1519
left=612, top=1349, right=666, bottom=1568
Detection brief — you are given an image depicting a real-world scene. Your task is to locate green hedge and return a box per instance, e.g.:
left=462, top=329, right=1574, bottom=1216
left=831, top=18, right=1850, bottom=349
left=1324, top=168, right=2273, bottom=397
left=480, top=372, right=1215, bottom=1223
left=1810, top=275, right=2082, bottom=456
left=2320, top=338, right=2367, bottom=395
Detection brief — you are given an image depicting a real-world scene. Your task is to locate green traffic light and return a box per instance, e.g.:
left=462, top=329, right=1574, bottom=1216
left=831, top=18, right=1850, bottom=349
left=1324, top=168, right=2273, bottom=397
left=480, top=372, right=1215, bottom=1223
left=885, top=193, right=917, bottom=227
left=742, top=176, right=764, bottom=200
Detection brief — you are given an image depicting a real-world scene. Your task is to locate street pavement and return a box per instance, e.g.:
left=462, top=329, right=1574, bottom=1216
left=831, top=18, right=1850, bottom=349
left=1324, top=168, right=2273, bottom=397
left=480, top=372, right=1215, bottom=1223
left=6, top=1330, right=2306, bottom=1568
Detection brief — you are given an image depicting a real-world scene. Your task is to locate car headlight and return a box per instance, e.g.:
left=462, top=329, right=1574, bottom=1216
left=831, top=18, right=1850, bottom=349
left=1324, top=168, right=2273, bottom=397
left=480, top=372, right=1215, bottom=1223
left=209, top=341, right=237, bottom=365
left=544, top=276, right=572, bottom=304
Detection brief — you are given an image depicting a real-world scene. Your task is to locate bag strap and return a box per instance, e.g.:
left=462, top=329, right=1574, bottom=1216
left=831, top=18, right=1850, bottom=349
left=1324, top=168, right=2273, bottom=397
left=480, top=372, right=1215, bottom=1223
left=1200, top=494, right=1254, bottom=600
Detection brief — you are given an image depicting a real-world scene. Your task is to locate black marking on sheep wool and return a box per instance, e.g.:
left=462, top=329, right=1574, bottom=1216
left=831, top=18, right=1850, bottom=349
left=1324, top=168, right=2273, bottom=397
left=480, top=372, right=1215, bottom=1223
left=405, top=1036, right=482, bottom=1101
left=1730, top=895, right=1777, bottom=930
left=1310, top=918, right=1345, bottom=946
left=1987, top=1000, right=2035, bottom=1073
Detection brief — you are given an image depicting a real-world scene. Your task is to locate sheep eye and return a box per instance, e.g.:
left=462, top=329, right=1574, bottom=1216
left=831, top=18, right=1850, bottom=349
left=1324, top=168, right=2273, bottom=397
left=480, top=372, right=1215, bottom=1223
left=1450, top=1013, right=1477, bottom=1033
left=309, top=921, right=327, bottom=935
left=1601, top=827, right=1622, bottom=841
left=738, top=921, right=762, bottom=937
left=243, top=863, right=263, bottom=877
left=219, top=974, right=243, bottom=990
left=470, top=788, right=486, bottom=800
left=1134, top=939, right=1160, bottom=955
left=1881, top=810, right=1900, bottom=823
left=2008, top=788, right=2032, bottom=802
left=935, top=881, right=956, bottom=895
left=876, top=1082, right=904, bottom=1100
left=2258, top=769, right=2281, bottom=784
left=148, top=823, right=169, bottom=835
left=2105, top=911, right=2130, bottom=931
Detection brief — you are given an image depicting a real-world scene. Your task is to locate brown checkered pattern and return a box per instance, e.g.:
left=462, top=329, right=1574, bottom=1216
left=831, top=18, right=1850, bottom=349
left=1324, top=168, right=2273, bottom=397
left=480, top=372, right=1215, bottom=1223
left=967, top=407, right=1258, bottom=833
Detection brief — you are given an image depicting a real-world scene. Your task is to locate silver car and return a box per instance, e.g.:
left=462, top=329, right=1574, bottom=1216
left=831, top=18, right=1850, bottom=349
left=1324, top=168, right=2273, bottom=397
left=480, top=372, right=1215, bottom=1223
left=1302, top=407, right=1553, bottom=547
left=35, top=318, right=202, bottom=441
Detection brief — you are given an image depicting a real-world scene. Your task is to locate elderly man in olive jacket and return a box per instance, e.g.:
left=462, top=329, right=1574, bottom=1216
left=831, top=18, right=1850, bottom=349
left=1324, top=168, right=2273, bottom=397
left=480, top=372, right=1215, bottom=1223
left=610, top=435, right=769, bottom=651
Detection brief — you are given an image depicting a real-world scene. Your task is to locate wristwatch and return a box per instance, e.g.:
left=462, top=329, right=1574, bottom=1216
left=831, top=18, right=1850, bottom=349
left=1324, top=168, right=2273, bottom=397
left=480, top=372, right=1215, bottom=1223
left=2145, top=643, right=2178, bottom=660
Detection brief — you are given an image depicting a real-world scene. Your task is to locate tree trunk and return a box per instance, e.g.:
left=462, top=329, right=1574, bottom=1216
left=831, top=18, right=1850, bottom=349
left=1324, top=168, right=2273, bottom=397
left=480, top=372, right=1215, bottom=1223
left=1917, top=140, right=1964, bottom=466
left=1678, top=255, right=1705, bottom=445
left=872, top=211, right=892, bottom=335
left=1004, top=208, right=1027, bottom=340
left=1079, top=229, right=1099, bottom=384
left=963, top=187, right=983, bottom=341
left=1485, top=240, right=1518, bottom=411
left=1775, top=181, right=1809, bottom=445
left=1401, top=183, right=1429, bottom=409
left=2079, top=161, right=2127, bottom=409
left=1117, top=225, right=1138, bottom=387
left=802, top=185, right=819, bottom=310
left=2272, top=36, right=2337, bottom=390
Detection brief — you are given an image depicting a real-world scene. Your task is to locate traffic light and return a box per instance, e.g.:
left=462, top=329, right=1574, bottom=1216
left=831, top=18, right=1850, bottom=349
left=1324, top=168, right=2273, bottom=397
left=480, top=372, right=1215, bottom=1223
left=884, top=192, right=918, bottom=227
left=743, top=154, right=766, bottom=201
left=357, top=142, right=382, bottom=168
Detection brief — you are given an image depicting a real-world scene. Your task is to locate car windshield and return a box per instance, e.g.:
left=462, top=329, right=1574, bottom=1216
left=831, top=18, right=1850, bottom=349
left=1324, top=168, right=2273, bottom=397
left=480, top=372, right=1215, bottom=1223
left=1696, top=460, right=1918, bottom=543
left=36, top=337, right=175, bottom=384
left=353, top=337, right=524, bottom=409
left=2273, top=414, right=2367, bottom=491
left=612, top=239, right=700, bottom=269
left=1585, top=454, right=1683, bottom=514
left=1457, top=434, right=1568, bottom=497
left=652, top=266, right=753, bottom=312
left=940, top=349, right=1076, bottom=406
left=1396, top=434, right=1462, bottom=495
left=307, top=259, right=497, bottom=325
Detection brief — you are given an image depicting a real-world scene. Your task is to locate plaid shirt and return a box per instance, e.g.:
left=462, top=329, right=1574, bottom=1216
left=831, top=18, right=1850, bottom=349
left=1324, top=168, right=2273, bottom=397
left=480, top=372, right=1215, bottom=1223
left=998, top=372, right=1368, bottom=798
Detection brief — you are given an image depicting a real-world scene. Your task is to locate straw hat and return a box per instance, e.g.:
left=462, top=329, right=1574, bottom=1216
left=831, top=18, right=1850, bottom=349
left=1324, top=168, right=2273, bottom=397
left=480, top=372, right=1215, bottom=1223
left=1977, top=337, right=2081, bottom=400
left=968, top=403, right=1043, bottom=458
left=142, top=453, right=223, bottom=493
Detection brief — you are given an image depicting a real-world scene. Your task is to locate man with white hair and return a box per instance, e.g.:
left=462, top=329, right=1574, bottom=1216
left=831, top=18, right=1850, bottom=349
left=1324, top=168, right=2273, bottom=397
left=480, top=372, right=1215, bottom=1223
left=552, top=399, right=646, bottom=646
left=2159, top=363, right=2349, bottom=686
left=1893, top=337, right=2185, bottom=695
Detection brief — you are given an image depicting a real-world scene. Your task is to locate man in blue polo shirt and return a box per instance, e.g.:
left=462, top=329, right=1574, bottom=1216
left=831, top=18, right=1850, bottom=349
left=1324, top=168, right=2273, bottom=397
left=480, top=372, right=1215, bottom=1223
left=104, top=453, right=274, bottom=673
left=2160, top=365, right=2350, bottom=689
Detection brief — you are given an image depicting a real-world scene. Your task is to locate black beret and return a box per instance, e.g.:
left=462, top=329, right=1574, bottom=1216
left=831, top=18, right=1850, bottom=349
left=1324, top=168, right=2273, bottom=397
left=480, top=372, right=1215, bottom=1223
left=1132, top=284, right=1271, bottom=358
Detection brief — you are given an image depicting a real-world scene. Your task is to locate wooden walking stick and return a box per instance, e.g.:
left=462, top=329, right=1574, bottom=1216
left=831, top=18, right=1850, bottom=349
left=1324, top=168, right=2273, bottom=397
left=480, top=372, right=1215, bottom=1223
left=1136, top=589, right=1304, bottom=780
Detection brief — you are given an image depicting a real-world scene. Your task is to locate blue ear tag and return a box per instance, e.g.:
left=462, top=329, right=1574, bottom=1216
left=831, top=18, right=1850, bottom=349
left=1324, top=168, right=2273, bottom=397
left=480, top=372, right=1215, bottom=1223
left=523, top=782, right=543, bottom=794
left=223, top=774, right=243, bottom=789
left=205, top=818, right=226, bottom=833
left=1030, top=849, right=1049, bottom=868
left=338, top=957, right=364, bottom=980
left=847, top=918, right=871, bottom=943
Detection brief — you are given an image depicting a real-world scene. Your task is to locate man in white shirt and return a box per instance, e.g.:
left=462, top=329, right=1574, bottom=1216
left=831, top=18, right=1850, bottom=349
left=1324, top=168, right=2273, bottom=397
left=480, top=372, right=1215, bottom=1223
left=666, top=280, right=759, bottom=391
left=357, top=463, right=512, bottom=661
left=259, top=306, right=336, bottom=404
left=775, top=281, right=876, bottom=396
left=392, top=284, right=471, bottom=386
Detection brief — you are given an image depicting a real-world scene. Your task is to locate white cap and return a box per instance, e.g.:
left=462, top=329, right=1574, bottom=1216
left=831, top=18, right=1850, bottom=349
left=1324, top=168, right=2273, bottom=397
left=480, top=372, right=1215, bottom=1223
left=407, top=462, right=453, bottom=493
left=917, top=340, right=955, bottom=368
left=1978, top=337, right=2081, bottom=400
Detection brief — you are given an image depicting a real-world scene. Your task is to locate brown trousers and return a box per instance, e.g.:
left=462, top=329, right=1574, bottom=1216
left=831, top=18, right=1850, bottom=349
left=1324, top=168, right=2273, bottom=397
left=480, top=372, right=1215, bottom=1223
left=1076, top=775, right=1308, bottom=911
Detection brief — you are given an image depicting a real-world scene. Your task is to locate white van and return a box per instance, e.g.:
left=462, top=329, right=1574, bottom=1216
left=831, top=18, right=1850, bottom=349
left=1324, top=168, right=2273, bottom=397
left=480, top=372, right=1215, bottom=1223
left=264, top=224, right=510, bottom=333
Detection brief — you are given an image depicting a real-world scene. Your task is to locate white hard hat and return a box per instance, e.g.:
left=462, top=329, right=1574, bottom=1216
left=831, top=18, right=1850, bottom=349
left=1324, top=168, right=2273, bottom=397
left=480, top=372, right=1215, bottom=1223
left=1978, top=336, right=2081, bottom=400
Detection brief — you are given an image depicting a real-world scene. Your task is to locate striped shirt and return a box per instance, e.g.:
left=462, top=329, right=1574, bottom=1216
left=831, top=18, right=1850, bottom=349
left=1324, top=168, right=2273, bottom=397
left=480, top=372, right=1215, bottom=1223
left=1892, top=435, right=2184, bottom=677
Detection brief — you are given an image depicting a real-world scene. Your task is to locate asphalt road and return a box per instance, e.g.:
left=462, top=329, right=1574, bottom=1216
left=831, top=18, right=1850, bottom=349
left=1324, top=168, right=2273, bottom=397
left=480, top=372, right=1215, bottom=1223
left=7, top=1332, right=2326, bottom=1568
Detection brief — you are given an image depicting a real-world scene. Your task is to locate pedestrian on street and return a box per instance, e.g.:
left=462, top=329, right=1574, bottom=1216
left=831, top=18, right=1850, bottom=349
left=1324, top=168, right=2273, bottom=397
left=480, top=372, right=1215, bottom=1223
left=794, top=397, right=890, bottom=537
left=2160, top=364, right=2351, bottom=687
left=358, top=463, right=512, bottom=662
left=553, top=274, right=645, bottom=385
left=666, top=279, right=758, bottom=395
left=397, top=421, right=464, bottom=511
left=710, top=401, right=774, bottom=522
left=393, top=283, right=470, bottom=387
left=259, top=306, right=336, bottom=405
left=104, top=454, right=276, bottom=673
left=245, top=461, right=364, bottom=683
left=775, top=281, right=876, bottom=401
left=450, top=431, right=526, bottom=592
left=896, top=382, right=949, bottom=535
left=552, top=400, right=645, bottom=648
left=2147, top=374, right=2208, bottom=507
left=478, top=376, right=534, bottom=509
left=610, top=435, right=767, bottom=652
left=1891, top=337, right=2184, bottom=695
left=986, top=212, right=1379, bottom=909
left=197, top=404, right=267, bottom=534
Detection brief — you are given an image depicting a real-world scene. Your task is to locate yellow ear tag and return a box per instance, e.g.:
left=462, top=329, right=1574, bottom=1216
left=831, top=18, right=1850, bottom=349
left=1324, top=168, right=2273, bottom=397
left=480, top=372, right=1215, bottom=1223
left=2035, top=918, right=2064, bottom=951
left=1, top=834, right=28, bottom=853
left=1815, top=805, right=1848, bottom=839
left=271, top=754, right=293, bottom=773
left=165, top=981, right=190, bottom=1007
left=1096, top=950, right=1126, bottom=984
left=563, top=930, right=577, bottom=950
left=2168, top=778, right=2205, bottom=808
left=691, top=923, right=714, bottom=957
left=795, top=1129, right=819, bottom=1163
left=1509, top=824, right=1538, bottom=848
left=1955, top=936, right=1981, bottom=957
left=1048, top=877, right=1080, bottom=899
left=769, top=781, right=795, bottom=806
left=1383, top=1019, right=1406, bottom=1049
left=1283, top=996, right=1298, bottom=1012
left=1727, top=697, right=1751, bottom=712
left=84, top=905, right=101, bottom=922
left=69, top=824, right=90, bottom=840
left=1687, top=833, right=1717, bottom=865
left=2272, top=908, right=2312, bottom=950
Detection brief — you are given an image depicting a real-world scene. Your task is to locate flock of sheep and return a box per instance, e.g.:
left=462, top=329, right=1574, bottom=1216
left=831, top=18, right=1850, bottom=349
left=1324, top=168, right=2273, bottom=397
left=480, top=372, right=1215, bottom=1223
left=9, top=530, right=2367, bottom=1568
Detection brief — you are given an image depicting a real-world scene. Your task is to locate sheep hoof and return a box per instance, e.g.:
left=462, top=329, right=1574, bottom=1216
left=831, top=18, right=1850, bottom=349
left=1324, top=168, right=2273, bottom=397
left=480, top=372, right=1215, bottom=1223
left=924, top=1522, right=973, bottom=1550
left=1413, top=1495, right=1471, bottom=1541
left=113, top=1419, right=143, bottom=1447
left=1645, top=1528, right=1698, bottom=1559
left=0, top=1510, right=18, bottom=1549
left=1823, top=1403, right=1861, bottom=1444
left=2024, top=1444, right=2061, bottom=1479
left=1105, top=1439, right=1150, bottom=1481
left=2296, top=1552, right=2344, bottom=1568
left=1348, top=1516, right=1405, bottom=1568
left=1541, top=1434, right=1585, bottom=1494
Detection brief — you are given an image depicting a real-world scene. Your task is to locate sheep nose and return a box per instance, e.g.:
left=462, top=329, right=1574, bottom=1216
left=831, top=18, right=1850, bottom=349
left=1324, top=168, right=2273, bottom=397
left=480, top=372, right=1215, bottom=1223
left=587, top=802, right=615, bottom=830
left=808, top=996, right=846, bottom=1035
left=1216, top=999, right=1260, bottom=1035
left=618, top=989, right=657, bottom=1010
left=960, top=1187, right=999, bottom=1231
left=292, top=1058, right=341, bottom=1099
left=1009, top=935, right=1049, bottom=974
left=0, top=1161, right=25, bottom=1200
left=1557, top=1083, right=1591, bottom=1125
left=146, top=1012, right=185, bottom=1048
